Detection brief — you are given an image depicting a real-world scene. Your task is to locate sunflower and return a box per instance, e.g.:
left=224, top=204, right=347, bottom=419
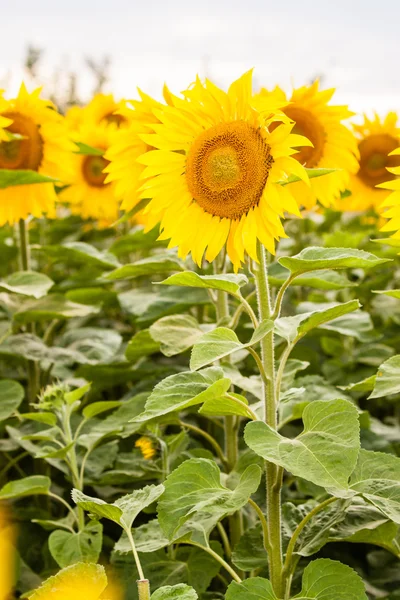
left=256, top=81, right=359, bottom=210
left=337, top=112, right=400, bottom=212
left=132, top=71, right=311, bottom=270
left=67, top=94, right=130, bottom=132
left=103, top=89, right=167, bottom=214
left=29, top=562, right=108, bottom=600
left=378, top=147, right=400, bottom=235
left=59, top=123, right=120, bottom=226
left=135, top=436, right=156, bottom=459
left=0, top=84, right=74, bottom=226
left=0, top=92, right=13, bottom=141
left=0, top=506, right=15, bottom=600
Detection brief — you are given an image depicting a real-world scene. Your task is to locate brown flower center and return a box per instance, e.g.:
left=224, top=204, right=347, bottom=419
left=281, top=106, right=326, bottom=167
left=357, top=134, right=400, bottom=188
left=102, top=112, right=127, bottom=127
left=82, top=155, right=110, bottom=187
left=186, top=121, right=273, bottom=220
left=0, top=112, right=43, bottom=171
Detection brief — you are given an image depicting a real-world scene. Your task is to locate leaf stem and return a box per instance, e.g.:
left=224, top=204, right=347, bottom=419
left=217, top=521, right=232, bottom=558
left=189, top=542, right=242, bottom=583
left=248, top=498, right=271, bottom=554
left=179, top=421, right=228, bottom=468
left=282, top=496, right=338, bottom=595
left=224, top=393, right=259, bottom=422
left=137, top=579, right=151, bottom=600
left=125, top=525, right=146, bottom=581
left=272, top=274, right=296, bottom=320
left=48, top=491, right=79, bottom=525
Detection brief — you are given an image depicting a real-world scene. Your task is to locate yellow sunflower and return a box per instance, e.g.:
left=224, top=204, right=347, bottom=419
left=131, top=71, right=311, bottom=270
left=103, top=89, right=167, bottom=214
left=0, top=83, right=74, bottom=226
left=378, top=147, right=400, bottom=235
left=0, top=92, right=13, bottom=141
left=337, top=112, right=400, bottom=212
left=0, top=506, right=15, bottom=600
left=59, top=123, right=120, bottom=226
left=29, top=562, right=108, bottom=600
left=257, top=81, right=359, bottom=209
left=67, top=94, right=130, bottom=132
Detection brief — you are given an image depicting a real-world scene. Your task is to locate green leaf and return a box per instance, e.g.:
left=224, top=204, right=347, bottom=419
left=0, top=271, right=54, bottom=298
left=0, top=380, right=24, bottom=421
left=125, top=329, right=161, bottom=362
left=349, top=449, right=400, bottom=524
left=150, top=315, right=205, bottom=357
left=275, top=301, right=360, bottom=344
left=29, top=562, right=107, bottom=600
left=160, top=271, right=248, bottom=295
left=20, top=412, right=57, bottom=426
left=297, top=558, right=367, bottom=599
left=226, top=578, right=278, bottom=600
left=59, top=328, right=122, bottom=363
left=231, top=524, right=268, bottom=571
left=73, top=483, right=164, bottom=530
left=244, top=399, right=360, bottom=494
left=73, top=141, right=104, bottom=156
left=373, top=289, right=400, bottom=299
left=132, top=367, right=231, bottom=423
left=105, top=254, right=184, bottom=280
left=0, top=333, right=91, bottom=365
left=14, top=295, right=99, bottom=324
left=64, top=382, right=91, bottom=404
left=82, top=401, right=122, bottom=419
left=279, top=247, right=389, bottom=275
left=0, top=169, right=59, bottom=189
left=0, top=475, right=51, bottom=499
left=190, top=320, right=274, bottom=371
left=115, top=519, right=169, bottom=554
left=48, top=522, right=103, bottom=568
left=199, top=392, right=256, bottom=420
left=342, top=375, right=376, bottom=393
left=151, top=584, right=198, bottom=600
left=268, top=263, right=355, bottom=290
left=158, top=458, right=261, bottom=542
left=34, top=241, right=120, bottom=270
left=369, top=355, right=400, bottom=399
left=280, top=167, right=339, bottom=186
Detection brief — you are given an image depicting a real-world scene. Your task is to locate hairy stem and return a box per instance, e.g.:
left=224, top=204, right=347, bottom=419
left=189, top=542, right=242, bottom=583
left=179, top=421, right=228, bottom=468
left=253, top=240, right=284, bottom=598
left=125, top=525, right=146, bottom=581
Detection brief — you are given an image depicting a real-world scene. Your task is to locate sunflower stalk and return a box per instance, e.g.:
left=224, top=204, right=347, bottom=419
left=18, top=218, right=40, bottom=404
left=253, top=240, right=284, bottom=598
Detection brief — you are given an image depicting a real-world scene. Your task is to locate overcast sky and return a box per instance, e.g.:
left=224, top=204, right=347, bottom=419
left=1, top=0, right=399, bottom=115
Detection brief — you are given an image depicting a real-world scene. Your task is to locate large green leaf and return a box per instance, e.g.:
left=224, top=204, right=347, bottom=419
left=297, top=558, right=367, bottom=599
left=59, top=327, right=122, bottom=363
left=34, top=241, right=120, bottom=270
left=0, top=475, right=51, bottom=499
left=14, top=295, right=99, bottom=324
left=275, top=301, right=360, bottom=344
left=150, top=315, right=205, bottom=357
left=151, top=584, right=198, bottom=600
left=132, top=367, right=231, bottom=423
left=0, top=169, right=59, bottom=188
left=199, top=392, right=256, bottom=420
left=349, top=449, right=400, bottom=524
left=190, top=320, right=274, bottom=371
left=0, top=271, right=54, bottom=298
left=48, top=522, right=103, bottom=568
left=244, top=399, right=360, bottom=494
left=231, top=524, right=268, bottom=571
left=0, top=333, right=91, bottom=365
left=105, top=254, right=184, bottom=280
left=160, top=271, right=248, bottom=295
left=279, top=247, right=389, bottom=275
left=73, top=483, right=164, bottom=530
left=369, top=355, right=400, bottom=398
left=226, top=578, right=277, bottom=600
left=158, top=458, right=261, bottom=542
left=0, top=379, right=24, bottom=421
left=268, top=263, right=355, bottom=290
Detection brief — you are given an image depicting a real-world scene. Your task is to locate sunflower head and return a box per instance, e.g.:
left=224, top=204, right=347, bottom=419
left=0, top=505, right=15, bottom=600
left=257, top=81, right=359, bottom=210
left=337, top=112, right=400, bottom=212
left=0, top=83, right=74, bottom=225
left=132, top=70, right=312, bottom=270
left=135, top=436, right=156, bottom=460
left=29, top=562, right=108, bottom=600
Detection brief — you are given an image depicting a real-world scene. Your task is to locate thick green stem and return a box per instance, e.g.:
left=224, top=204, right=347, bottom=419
left=253, top=241, right=284, bottom=598
left=62, top=406, right=85, bottom=529
left=137, top=580, right=150, bottom=600
left=18, top=219, right=39, bottom=403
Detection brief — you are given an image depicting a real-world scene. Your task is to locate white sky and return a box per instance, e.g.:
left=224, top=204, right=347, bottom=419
left=1, top=0, right=399, bottom=115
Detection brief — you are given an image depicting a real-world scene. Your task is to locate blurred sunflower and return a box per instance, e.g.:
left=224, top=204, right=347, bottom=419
left=378, top=147, right=400, bottom=235
left=29, top=562, right=108, bottom=600
left=257, top=81, right=359, bottom=209
left=59, top=123, right=120, bottom=226
left=337, top=112, right=400, bottom=211
left=103, top=89, right=167, bottom=215
left=0, top=506, right=15, bottom=600
left=0, top=92, right=13, bottom=141
left=66, top=94, right=130, bottom=132
left=0, top=83, right=74, bottom=226
left=134, top=71, right=311, bottom=269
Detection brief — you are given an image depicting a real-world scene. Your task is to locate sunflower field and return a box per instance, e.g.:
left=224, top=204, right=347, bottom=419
left=1, top=71, right=400, bottom=600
